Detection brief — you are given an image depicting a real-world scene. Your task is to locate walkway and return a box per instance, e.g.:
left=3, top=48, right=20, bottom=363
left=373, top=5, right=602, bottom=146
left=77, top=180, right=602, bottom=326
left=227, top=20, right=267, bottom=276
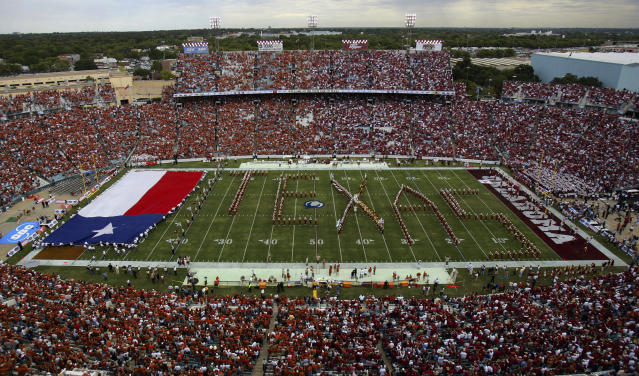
left=20, top=250, right=614, bottom=285
left=252, top=303, right=279, bottom=376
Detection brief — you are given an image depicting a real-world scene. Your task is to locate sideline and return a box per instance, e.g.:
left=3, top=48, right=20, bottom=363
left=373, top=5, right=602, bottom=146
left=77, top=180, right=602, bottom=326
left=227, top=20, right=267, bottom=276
left=491, top=169, right=627, bottom=266
left=22, top=258, right=612, bottom=270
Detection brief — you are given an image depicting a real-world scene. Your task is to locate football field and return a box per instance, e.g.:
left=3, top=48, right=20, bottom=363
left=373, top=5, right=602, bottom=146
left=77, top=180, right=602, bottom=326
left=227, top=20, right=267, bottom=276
left=76, top=167, right=560, bottom=263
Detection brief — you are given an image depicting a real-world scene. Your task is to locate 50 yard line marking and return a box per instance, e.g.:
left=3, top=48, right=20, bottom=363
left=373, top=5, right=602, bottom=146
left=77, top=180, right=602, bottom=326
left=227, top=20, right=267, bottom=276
left=241, top=176, right=268, bottom=262
left=193, top=174, right=236, bottom=262
left=290, top=178, right=300, bottom=262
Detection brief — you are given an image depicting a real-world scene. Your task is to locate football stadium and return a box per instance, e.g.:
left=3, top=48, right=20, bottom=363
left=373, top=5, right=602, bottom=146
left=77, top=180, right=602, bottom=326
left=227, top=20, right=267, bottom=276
left=0, top=10, right=638, bottom=376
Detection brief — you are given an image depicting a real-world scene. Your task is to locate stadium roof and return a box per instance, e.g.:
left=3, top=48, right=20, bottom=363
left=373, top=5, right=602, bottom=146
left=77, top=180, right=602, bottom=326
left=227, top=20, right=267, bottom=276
left=535, top=52, right=639, bottom=65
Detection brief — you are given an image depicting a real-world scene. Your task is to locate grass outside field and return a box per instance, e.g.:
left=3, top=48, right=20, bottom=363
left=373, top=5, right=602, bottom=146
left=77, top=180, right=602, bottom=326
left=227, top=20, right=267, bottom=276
left=74, top=168, right=559, bottom=264
left=34, top=265, right=188, bottom=292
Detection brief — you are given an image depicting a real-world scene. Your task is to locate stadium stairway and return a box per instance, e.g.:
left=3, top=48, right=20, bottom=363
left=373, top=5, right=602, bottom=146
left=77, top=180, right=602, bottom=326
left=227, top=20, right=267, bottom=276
left=92, top=122, right=112, bottom=162
left=123, top=134, right=141, bottom=166
left=515, top=85, right=523, bottom=101
left=620, top=99, right=634, bottom=114
left=55, top=142, right=81, bottom=174
left=579, top=91, right=589, bottom=108
left=253, top=302, right=279, bottom=376
left=363, top=304, right=395, bottom=376
left=377, top=341, right=395, bottom=376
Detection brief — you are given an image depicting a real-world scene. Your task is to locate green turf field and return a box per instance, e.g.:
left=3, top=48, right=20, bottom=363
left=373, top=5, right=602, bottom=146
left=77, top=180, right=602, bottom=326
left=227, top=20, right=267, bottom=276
left=75, top=168, right=560, bottom=263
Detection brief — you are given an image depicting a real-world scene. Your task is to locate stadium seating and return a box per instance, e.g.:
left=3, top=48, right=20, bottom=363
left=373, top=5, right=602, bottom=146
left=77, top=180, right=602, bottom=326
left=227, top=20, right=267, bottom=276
left=502, top=80, right=636, bottom=108
left=377, top=265, right=639, bottom=375
left=0, top=264, right=271, bottom=375
left=1, top=263, right=637, bottom=374
left=1, top=94, right=639, bottom=206
left=1, top=51, right=638, bottom=206
left=0, top=84, right=116, bottom=116
left=266, top=297, right=387, bottom=375
left=174, top=50, right=454, bottom=93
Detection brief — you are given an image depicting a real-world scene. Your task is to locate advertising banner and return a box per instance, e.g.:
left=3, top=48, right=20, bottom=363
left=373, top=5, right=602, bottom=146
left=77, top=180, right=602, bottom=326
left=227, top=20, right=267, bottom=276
left=182, top=42, right=209, bottom=54
left=415, top=40, right=443, bottom=51
left=342, top=40, right=368, bottom=51
left=174, top=89, right=456, bottom=97
left=257, top=40, right=283, bottom=52
left=0, top=222, right=40, bottom=243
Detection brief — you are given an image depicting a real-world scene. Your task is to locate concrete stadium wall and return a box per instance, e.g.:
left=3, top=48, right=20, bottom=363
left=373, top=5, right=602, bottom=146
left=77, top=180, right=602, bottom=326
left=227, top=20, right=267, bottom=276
left=0, top=70, right=112, bottom=92
left=531, top=54, right=633, bottom=91
left=617, top=65, right=639, bottom=92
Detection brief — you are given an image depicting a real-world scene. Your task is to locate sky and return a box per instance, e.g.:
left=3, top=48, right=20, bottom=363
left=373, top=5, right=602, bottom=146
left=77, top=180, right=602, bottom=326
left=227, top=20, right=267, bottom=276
left=0, top=0, right=637, bottom=33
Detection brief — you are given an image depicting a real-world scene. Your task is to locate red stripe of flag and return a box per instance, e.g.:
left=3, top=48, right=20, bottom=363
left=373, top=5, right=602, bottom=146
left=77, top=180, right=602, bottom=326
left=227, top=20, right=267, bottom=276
left=124, top=171, right=203, bottom=216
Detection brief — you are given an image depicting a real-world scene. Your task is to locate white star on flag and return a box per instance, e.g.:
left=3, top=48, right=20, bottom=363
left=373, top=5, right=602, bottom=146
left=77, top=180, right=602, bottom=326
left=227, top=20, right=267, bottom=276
left=92, top=223, right=116, bottom=238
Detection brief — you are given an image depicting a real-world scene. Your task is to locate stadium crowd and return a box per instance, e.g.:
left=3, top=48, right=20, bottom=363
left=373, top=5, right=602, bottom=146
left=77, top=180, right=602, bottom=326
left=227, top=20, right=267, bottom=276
left=0, top=263, right=271, bottom=375
left=1, top=263, right=637, bottom=375
left=175, top=50, right=453, bottom=93
left=502, top=80, right=637, bottom=108
left=1, top=56, right=638, bottom=208
left=557, top=198, right=639, bottom=258
left=2, top=92, right=639, bottom=206
left=266, top=297, right=387, bottom=375
left=0, top=84, right=116, bottom=116
left=377, top=265, right=639, bottom=375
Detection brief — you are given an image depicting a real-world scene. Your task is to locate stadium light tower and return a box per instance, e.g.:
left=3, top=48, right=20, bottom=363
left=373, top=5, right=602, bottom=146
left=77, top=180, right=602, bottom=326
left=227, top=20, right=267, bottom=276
left=307, top=15, right=318, bottom=51
left=210, top=16, right=221, bottom=52
left=405, top=13, right=416, bottom=50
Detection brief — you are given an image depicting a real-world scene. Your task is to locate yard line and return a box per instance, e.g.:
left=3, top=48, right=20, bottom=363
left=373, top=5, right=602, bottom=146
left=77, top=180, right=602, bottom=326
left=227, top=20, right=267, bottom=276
left=266, top=176, right=280, bottom=262
left=388, top=169, right=442, bottom=261
left=241, top=175, right=268, bottom=262
left=313, top=176, right=319, bottom=262
left=360, top=169, right=392, bottom=262
left=217, top=194, right=242, bottom=261
left=193, top=174, right=236, bottom=261
left=290, top=178, right=300, bottom=262
left=143, top=172, right=207, bottom=261
left=266, top=225, right=276, bottom=262
left=217, top=172, right=264, bottom=262
left=434, top=170, right=505, bottom=252
left=373, top=169, right=415, bottom=262
left=328, top=171, right=344, bottom=263
left=418, top=170, right=489, bottom=258
left=448, top=170, right=512, bottom=252
left=342, top=170, right=367, bottom=263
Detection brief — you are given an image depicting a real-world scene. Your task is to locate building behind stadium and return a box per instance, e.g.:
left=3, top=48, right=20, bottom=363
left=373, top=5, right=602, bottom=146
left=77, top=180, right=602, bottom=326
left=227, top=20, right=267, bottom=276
left=532, top=52, right=639, bottom=92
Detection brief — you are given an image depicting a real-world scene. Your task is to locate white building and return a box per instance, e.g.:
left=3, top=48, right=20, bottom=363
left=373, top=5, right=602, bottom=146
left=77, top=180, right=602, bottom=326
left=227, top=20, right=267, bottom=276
left=532, top=52, right=639, bottom=92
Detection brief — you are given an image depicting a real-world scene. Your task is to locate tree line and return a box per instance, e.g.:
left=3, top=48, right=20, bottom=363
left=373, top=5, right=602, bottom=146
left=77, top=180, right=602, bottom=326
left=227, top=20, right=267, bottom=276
left=1, top=28, right=636, bottom=75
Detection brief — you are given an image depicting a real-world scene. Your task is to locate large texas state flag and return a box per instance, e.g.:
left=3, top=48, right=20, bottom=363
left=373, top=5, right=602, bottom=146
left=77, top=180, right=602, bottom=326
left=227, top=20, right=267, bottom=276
left=44, top=170, right=203, bottom=245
